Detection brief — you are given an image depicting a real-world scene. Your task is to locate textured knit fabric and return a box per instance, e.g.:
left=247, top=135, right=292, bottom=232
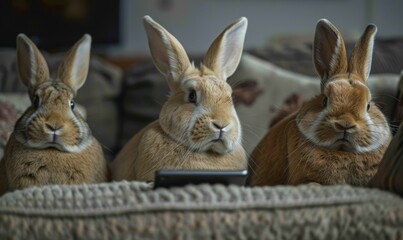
left=0, top=182, right=402, bottom=239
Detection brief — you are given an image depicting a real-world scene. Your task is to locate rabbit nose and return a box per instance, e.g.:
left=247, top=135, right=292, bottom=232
left=334, top=122, right=357, bottom=132
left=46, top=123, right=62, bottom=132
left=45, top=114, right=64, bottom=131
left=212, top=121, right=229, bottom=130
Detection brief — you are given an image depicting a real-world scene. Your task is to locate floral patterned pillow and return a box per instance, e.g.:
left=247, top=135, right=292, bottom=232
left=228, top=53, right=321, bottom=155
left=0, top=94, right=30, bottom=159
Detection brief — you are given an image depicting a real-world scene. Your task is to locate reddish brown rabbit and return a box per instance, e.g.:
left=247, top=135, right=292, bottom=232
left=248, top=19, right=392, bottom=186
left=0, top=34, right=108, bottom=195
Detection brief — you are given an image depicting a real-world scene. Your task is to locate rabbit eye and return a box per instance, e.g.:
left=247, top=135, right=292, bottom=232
left=188, top=90, right=197, bottom=104
left=322, top=96, right=328, bottom=108
left=70, top=100, right=75, bottom=110
left=33, top=96, right=40, bottom=108
left=367, top=103, right=370, bottom=112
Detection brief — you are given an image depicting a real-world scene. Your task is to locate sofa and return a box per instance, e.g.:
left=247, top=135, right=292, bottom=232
left=1, top=36, right=403, bottom=239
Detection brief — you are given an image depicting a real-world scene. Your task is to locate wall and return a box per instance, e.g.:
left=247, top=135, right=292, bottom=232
left=107, top=0, right=403, bottom=56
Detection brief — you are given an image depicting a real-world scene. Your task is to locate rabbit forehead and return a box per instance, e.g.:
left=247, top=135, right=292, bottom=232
left=34, top=80, right=74, bottom=102
left=325, top=78, right=371, bottom=102
left=181, top=72, right=232, bottom=97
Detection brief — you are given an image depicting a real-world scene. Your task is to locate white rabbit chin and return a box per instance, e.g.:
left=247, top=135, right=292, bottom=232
left=210, top=140, right=233, bottom=154
left=185, top=137, right=235, bottom=154
left=21, top=137, right=92, bottom=153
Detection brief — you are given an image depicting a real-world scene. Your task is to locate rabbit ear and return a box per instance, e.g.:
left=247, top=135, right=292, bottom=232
left=143, top=15, right=191, bottom=86
left=57, top=34, right=91, bottom=94
left=203, top=17, right=248, bottom=81
left=313, top=19, right=348, bottom=84
left=16, top=34, right=50, bottom=90
left=348, top=24, right=377, bottom=82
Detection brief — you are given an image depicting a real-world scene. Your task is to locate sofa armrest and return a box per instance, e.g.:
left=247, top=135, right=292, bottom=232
left=0, top=182, right=402, bottom=239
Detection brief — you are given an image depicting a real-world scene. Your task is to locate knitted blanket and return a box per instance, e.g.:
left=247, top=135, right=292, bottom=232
left=0, top=182, right=402, bottom=239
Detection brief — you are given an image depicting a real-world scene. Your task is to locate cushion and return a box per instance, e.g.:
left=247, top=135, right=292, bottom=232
left=229, top=54, right=320, bottom=154
left=0, top=93, right=30, bottom=159
left=0, top=49, right=122, bottom=161
left=0, top=182, right=402, bottom=239
left=118, top=61, right=169, bottom=149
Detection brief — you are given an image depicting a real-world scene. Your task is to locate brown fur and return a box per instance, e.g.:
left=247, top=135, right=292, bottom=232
left=0, top=34, right=108, bottom=195
left=111, top=16, right=248, bottom=182
left=250, top=111, right=389, bottom=186
left=369, top=125, right=403, bottom=195
left=2, top=133, right=106, bottom=191
left=248, top=19, right=392, bottom=186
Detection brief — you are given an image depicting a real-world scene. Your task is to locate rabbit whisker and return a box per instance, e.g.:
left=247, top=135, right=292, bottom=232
left=372, top=94, right=400, bottom=103
left=98, top=142, right=114, bottom=154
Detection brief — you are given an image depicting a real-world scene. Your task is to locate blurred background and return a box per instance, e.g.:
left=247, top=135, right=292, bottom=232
left=1, top=0, right=402, bottom=56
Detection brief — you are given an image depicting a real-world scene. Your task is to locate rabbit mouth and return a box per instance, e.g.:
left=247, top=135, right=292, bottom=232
left=210, top=136, right=233, bottom=154
left=31, top=133, right=72, bottom=152
left=211, top=129, right=226, bottom=142
left=212, top=135, right=224, bottom=143
left=47, top=132, right=63, bottom=146
left=211, top=137, right=225, bottom=149
left=331, top=138, right=356, bottom=152
left=26, top=140, right=69, bottom=152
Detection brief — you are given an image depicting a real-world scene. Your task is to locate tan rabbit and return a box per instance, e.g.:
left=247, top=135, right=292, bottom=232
left=0, top=34, right=108, bottom=195
left=248, top=19, right=392, bottom=186
left=110, top=16, right=248, bottom=182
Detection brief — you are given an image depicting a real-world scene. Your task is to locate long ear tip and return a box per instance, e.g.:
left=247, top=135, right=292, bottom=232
left=17, top=33, right=28, bottom=41
left=316, top=18, right=335, bottom=30
left=228, top=17, right=248, bottom=38
left=366, top=24, right=378, bottom=34
left=16, top=33, right=30, bottom=46
left=237, top=17, right=248, bottom=26
left=83, top=34, right=92, bottom=41
left=317, top=18, right=330, bottom=24
left=233, top=17, right=248, bottom=31
left=143, top=15, right=152, bottom=22
left=315, top=19, right=340, bottom=39
left=80, top=34, right=92, bottom=46
left=143, top=15, right=161, bottom=34
left=143, top=15, right=155, bottom=27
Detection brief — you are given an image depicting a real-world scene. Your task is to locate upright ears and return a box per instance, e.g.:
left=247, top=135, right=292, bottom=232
left=57, top=34, right=92, bottom=94
left=203, top=17, right=248, bottom=80
left=17, top=34, right=50, bottom=92
left=17, top=34, right=92, bottom=95
left=143, top=16, right=248, bottom=87
left=313, top=19, right=377, bottom=87
left=143, top=15, right=191, bottom=87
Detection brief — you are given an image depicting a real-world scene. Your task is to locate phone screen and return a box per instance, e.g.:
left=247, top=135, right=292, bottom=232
left=153, top=169, right=248, bottom=189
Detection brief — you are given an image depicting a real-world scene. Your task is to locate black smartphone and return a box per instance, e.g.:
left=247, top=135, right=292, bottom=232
left=153, top=169, right=248, bottom=189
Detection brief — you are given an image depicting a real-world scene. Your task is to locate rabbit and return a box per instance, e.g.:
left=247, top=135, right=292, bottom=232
left=110, top=16, right=248, bottom=182
left=369, top=122, right=403, bottom=196
left=0, top=34, right=108, bottom=195
left=248, top=19, right=392, bottom=186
